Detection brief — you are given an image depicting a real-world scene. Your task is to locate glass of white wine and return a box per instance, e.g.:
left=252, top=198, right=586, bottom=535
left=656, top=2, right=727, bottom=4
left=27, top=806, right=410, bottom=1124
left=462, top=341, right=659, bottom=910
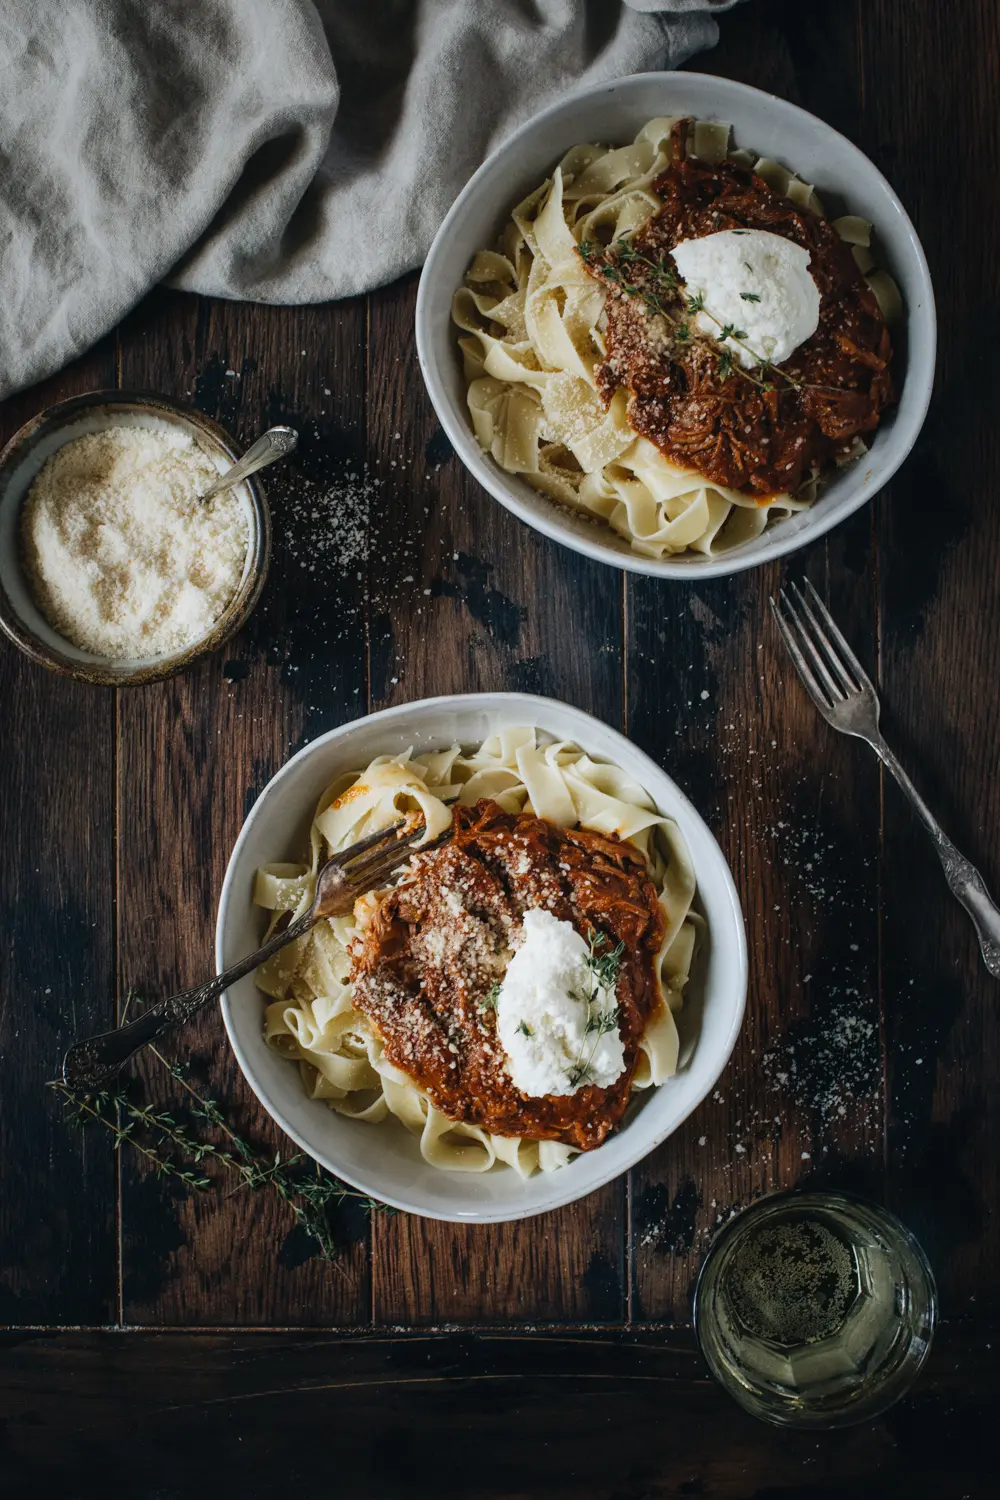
left=693, top=1189, right=936, bottom=1428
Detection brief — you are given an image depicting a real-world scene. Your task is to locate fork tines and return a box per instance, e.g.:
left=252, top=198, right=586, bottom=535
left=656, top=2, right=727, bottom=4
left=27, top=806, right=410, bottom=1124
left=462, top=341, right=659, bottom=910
left=769, top=578, right=875, bottom=714
left=332, top=819, right=408, bottom=864
left=338, top=820, right=428, bottom=886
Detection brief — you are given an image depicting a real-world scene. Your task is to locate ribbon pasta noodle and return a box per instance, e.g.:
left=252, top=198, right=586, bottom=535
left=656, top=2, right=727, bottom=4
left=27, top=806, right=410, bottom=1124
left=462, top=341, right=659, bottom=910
left=453, top=117, right=896, bottom=559
left=254, top=728, right=699, bottom=1177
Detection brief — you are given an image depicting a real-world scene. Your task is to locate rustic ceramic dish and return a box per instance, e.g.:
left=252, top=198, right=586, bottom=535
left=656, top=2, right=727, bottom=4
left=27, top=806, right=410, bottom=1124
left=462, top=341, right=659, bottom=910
left=416, top=71, right=936, bottom=578
left=217, top=693, right=748, bottom=1223
left=0, top=390, right=271, bottom=685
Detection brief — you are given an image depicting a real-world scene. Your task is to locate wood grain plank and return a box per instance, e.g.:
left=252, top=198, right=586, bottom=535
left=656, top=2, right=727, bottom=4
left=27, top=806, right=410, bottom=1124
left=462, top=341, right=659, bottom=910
left=865, top=0, right=1000, bottom=1312
left=629, top=0, right=884, bottom=1319
left=366, top=275, right=627, bottom=1324
left=115, top=291, right=372, bottom=1325
left=697, top=0, right=865, bottom=142
left=627, top=524, right=882, bottom=1319
left=0, top=1324, right=993, bottom=1500
left=0, top=344, right=119, bottom=1324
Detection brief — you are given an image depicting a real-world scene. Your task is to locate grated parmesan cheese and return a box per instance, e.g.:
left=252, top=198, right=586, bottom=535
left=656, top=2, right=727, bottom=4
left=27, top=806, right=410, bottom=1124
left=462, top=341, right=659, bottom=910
left=21, top=425, right=248, bottom=659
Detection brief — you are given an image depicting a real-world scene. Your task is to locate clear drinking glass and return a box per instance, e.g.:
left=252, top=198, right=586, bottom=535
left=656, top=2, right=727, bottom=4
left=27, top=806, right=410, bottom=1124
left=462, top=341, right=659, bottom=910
left=693, top=1189, right=936, bottom=1428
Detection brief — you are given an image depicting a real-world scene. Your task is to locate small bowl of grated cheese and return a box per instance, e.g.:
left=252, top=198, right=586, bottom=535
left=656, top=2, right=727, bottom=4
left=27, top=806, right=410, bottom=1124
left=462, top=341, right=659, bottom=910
left=0, top=391, right=271, bottom=684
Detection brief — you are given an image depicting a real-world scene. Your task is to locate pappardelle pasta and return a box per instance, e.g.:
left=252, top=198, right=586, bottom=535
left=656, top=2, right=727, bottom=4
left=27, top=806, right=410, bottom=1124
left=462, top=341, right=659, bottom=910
left=254, top=728, right=700, bottom=1177
left=453, top=116, right=899, bottom=560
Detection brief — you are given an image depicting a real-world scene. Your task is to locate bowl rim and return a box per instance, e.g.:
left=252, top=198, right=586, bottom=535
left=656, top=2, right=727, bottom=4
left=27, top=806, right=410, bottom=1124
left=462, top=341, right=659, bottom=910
left=216, top=691, right=749, bottom=1223
left=0, top=388, right=272, bottom=685
left=415, top=69, right=937, bottom=579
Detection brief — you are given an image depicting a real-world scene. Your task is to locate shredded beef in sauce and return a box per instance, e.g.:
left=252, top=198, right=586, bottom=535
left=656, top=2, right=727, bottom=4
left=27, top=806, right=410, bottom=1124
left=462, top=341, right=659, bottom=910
left=588, top=132, right=895, bottom=498
left=349, top=800, right=666, bottom=1151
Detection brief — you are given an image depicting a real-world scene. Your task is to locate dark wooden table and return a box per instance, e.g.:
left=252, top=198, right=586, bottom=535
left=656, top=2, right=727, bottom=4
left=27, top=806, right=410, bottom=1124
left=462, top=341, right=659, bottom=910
left=2, top=2, right=996, bottom=1495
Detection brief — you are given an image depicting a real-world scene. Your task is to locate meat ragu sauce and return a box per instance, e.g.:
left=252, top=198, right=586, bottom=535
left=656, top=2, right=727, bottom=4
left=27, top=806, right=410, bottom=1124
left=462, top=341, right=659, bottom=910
left=350, top=800, right=666, bottom=1150
left=587, top=125, right=895, bottom=498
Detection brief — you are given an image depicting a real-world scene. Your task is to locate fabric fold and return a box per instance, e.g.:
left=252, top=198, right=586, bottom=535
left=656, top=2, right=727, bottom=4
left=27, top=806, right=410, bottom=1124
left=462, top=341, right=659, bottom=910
left=0, top=0, right=737, bottom=400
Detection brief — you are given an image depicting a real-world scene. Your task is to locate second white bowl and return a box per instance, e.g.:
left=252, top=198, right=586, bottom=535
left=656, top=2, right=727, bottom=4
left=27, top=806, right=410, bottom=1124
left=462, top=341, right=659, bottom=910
left=416, top=71, right=935, bottom=579
left=217, top=693, right=747, bottom=1223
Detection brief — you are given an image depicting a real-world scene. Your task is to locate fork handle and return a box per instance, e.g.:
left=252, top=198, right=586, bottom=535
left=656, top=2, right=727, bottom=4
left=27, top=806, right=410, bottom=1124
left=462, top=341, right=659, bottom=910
left=62, top=910, right=316, bottom=1092
left=874, top=737, right=1000, bottom=978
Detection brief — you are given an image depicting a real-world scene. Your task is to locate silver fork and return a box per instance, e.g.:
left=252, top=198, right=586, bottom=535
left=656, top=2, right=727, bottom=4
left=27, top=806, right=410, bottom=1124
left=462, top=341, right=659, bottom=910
left=771, top=578, right=1000, bottom=978
left=62, top=819, right=429, bottom=1091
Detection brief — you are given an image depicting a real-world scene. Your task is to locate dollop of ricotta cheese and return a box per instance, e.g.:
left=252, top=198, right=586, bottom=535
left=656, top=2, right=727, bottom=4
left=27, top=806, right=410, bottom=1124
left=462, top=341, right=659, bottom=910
left=669, top=228, right=820, bottom=369
left=495, top=908, right=625, bottom=1098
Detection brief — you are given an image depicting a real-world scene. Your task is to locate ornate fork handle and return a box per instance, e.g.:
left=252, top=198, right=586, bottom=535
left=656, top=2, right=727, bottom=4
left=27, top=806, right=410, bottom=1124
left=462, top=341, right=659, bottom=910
left=874, top=736, right=1000, bottom=977
left=62, top=910, right=316, bottom=1091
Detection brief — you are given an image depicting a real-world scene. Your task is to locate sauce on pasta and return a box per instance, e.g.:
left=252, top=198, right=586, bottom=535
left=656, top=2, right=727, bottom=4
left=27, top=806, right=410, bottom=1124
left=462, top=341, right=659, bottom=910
left=256, top=730, right=699, bottom=1176
left=350, top=799, right=666, bottom=1150
left=589, top=130, right=895, bottom=498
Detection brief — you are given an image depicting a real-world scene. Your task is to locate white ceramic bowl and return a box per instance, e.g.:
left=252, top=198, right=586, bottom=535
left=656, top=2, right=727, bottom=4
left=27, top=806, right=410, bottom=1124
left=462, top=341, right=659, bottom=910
left=0, top=391, right=270, bottom=685
left=217, top=693, right=747, bottom=1223
left=416, top=72, right=935, bottom=578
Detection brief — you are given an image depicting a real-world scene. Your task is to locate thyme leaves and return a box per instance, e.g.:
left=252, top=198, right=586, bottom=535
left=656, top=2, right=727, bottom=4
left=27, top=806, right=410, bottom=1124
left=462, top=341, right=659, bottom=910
left=49, top=1020, right=391, bottom=1262
left=566, top=931, right=624, bottom=1089
left=577, top=233, right=827, bottom=396
left=479, top=980, right=502, bottom=1015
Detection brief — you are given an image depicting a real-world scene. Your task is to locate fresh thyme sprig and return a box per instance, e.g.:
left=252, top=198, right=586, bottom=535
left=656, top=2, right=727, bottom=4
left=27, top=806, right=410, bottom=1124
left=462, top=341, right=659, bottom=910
left=578, top=237, right=690, bottom=343
left=154, top=1050, right=390, bottom=1252
left=51, top=1084, right=212, bottom=1189
left=479, top=980, right=501, bottom=1015
left=584, top=932, right=627, bottom=992
left=49, top=1016, right=391, bottom=1262
left=566, top=931, right=624, bottom=1088
left=578, top=233, right=824, bottom=395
